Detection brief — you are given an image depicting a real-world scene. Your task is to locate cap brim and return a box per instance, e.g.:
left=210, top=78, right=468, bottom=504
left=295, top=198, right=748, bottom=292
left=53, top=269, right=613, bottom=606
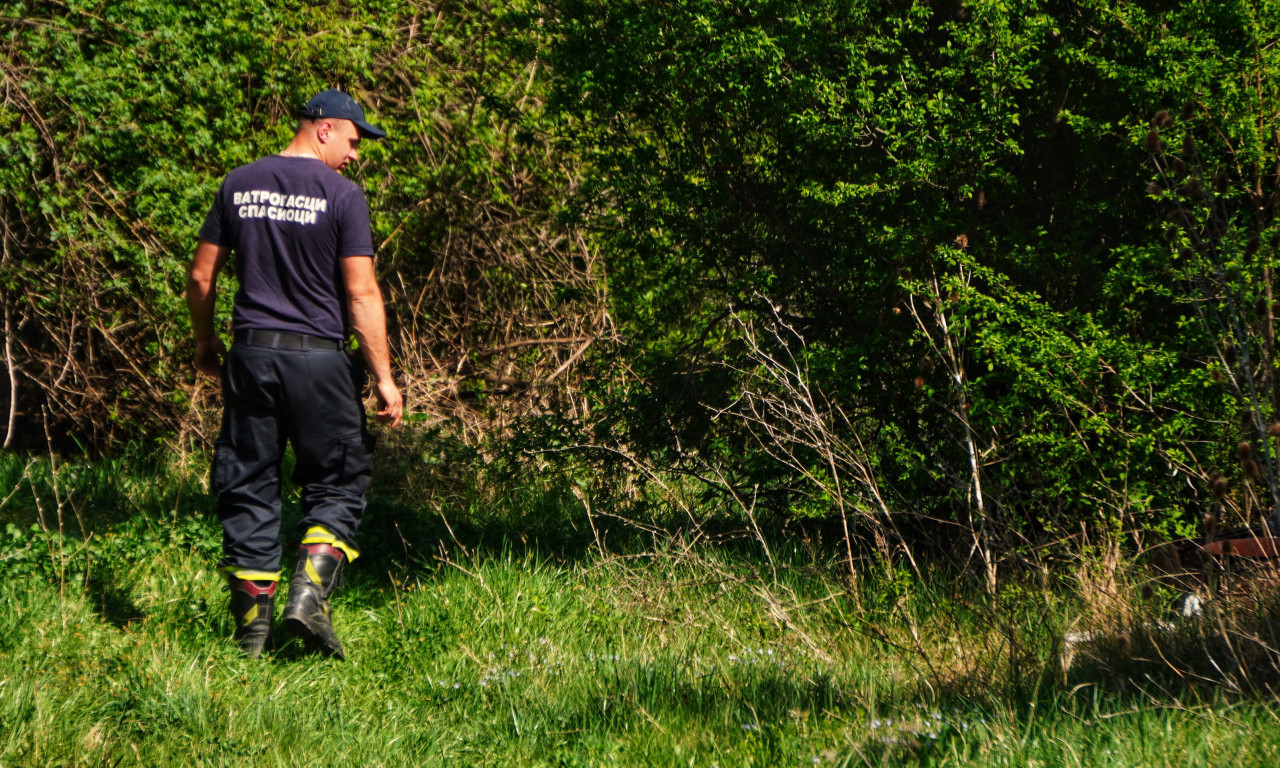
left=354, top=120, right=387, bottom=139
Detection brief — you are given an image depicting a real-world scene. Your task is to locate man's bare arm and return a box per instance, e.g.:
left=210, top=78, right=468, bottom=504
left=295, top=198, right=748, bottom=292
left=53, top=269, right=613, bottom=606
left=187, top=240, right=230, bottom=378
left=341, top=255, right=403, bottom=427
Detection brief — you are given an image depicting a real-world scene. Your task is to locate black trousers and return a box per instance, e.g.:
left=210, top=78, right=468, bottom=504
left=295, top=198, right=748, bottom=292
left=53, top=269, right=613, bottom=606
left=211, top=341, right=374, bottom=572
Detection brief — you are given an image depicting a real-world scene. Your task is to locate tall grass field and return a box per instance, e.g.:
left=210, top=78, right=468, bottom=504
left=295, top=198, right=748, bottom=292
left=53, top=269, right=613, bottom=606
left=3, top=449, right=1280, bottom=767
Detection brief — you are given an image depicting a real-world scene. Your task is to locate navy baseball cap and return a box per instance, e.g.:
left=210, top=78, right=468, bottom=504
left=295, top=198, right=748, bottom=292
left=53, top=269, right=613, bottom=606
left=298, top=89, right=387, bottom=139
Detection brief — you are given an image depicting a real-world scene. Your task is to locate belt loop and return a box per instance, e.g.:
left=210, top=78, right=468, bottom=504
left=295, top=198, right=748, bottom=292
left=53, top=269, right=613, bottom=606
left=270, top=332, right=281, bottom=348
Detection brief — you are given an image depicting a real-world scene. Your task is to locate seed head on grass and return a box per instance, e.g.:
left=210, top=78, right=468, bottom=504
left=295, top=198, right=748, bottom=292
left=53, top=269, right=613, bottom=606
left=1182, top=178, right=1205, bottom=202
left=1210, top=473, right=1227, bottom=498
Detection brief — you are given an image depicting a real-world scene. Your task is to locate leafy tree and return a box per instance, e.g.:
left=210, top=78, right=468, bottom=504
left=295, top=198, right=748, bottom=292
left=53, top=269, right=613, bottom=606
left=530, top=0, right=1280, bottom=545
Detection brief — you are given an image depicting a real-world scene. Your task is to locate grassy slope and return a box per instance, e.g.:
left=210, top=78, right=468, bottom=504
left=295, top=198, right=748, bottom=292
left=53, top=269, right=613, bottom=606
left=3, top=454, right=1280, bottom=767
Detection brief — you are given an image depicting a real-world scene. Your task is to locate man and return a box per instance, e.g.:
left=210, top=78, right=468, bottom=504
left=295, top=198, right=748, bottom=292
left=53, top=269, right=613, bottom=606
left=187, top=89, right=404, bottom=660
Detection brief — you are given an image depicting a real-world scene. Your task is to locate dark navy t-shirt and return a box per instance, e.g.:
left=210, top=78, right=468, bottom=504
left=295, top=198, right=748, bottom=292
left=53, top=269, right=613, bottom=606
left=199, top=155, right=375, bottom=340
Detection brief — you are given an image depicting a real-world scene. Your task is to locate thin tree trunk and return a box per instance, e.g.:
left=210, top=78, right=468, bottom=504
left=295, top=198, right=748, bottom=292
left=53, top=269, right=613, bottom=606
left=2, top=298, right=14, bottom=450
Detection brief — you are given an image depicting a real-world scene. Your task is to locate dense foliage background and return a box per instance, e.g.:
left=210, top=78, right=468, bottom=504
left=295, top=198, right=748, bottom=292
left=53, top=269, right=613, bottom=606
left=4, top=0, right=1280, bottom=558
left=0, top=0, right=604, bottom=448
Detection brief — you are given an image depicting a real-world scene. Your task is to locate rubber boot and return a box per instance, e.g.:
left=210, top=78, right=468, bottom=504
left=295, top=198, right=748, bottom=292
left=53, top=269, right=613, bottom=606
left=283, top=542, right=347, bottom=659
left=227, top=577, right=276, bottom=658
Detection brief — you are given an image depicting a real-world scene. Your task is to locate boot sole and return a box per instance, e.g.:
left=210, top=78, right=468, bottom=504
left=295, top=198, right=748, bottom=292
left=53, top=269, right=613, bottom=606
left=283, top=615, right=346, bottom=660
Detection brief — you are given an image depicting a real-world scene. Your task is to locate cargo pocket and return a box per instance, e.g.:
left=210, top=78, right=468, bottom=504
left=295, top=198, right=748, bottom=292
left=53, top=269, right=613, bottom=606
left=210, top=440, right=234, bottom=496
left=338, top=432, right=374, bottom=495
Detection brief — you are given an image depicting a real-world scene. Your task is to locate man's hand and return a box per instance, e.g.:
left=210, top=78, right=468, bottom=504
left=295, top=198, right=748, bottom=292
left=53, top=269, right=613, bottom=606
left=374, top=377, right=404, bottom=427
left=195, top=337, right=227, bottom=379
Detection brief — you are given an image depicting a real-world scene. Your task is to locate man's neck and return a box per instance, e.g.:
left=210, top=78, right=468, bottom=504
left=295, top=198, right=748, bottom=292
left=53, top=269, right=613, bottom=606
left=280, top=135, right=323, bottom=160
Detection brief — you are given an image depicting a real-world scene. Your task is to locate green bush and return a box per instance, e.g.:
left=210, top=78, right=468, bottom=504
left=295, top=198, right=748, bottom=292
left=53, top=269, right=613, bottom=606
left=528, top=0, right=1280, bottom=541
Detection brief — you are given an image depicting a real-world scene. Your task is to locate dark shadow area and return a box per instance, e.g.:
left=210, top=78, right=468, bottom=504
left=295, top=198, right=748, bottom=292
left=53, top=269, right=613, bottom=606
left=1058, top=608, right=1280, bottom=698
left=895, top=592, right=1280, bottom=726
left=341, top=490, right=880, bottom=612
left=1050, top=550, right=1280, bottom=701
left=85, top=575, right=146, bottom=629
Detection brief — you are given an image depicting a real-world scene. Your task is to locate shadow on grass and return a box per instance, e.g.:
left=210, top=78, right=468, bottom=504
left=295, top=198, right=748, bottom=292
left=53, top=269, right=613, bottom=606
left=1057, top=611, right=1280, bottom=698
left=85, top=575, right=146, bottom=628
left=901, top=592, right=1280, bottom=719
left=347, top=487, right=802, bottom=589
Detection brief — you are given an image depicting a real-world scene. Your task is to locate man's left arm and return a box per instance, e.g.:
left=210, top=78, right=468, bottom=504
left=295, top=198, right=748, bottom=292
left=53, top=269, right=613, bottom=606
left=187, top=240, right=230, bottom=378
left=341, top=255, right=403, bottom=427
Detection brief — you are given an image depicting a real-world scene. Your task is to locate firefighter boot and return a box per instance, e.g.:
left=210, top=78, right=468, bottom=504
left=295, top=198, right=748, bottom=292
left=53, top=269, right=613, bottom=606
left=283, top=541, right=347, bottom=659
left=227, top=577, right=276, bottom=658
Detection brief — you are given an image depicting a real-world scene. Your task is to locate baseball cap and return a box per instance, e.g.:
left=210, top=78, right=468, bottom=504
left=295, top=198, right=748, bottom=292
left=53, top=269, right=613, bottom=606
left=298, top=89, right=387, bottom=139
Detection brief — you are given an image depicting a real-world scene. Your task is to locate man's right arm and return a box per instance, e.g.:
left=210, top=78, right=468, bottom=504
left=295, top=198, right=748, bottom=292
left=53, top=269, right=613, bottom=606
left=341, top=255, right=403, bottom=427
left=187, top=240, right=230, bottom=378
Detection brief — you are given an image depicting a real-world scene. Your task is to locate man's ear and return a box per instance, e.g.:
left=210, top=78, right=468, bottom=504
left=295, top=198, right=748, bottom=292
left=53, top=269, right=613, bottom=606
left=316, top=119, right=333, bottom=143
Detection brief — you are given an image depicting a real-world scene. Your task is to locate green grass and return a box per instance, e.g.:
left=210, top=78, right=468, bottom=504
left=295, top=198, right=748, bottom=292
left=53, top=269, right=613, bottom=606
left=4, top=451, right=1280, bottom=766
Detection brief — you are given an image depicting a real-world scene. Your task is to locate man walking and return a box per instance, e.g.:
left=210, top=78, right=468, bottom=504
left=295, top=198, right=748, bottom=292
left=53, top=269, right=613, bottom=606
left=187, top=89, right=403, bottom=659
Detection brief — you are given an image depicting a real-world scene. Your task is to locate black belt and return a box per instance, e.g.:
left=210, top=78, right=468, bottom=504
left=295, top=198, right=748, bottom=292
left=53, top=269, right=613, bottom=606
left=234, top=329, right=342, bottom=350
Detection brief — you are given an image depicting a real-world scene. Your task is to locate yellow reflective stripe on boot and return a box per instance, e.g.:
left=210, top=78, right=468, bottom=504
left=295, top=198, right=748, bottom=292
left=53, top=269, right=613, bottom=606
left=241, top=604, right=259, bottom=626
left=304, top=557, right=323, bottom=585
left=301, top=526, right=360, bottom=562
left=219, top=566, right=282, bottom=582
